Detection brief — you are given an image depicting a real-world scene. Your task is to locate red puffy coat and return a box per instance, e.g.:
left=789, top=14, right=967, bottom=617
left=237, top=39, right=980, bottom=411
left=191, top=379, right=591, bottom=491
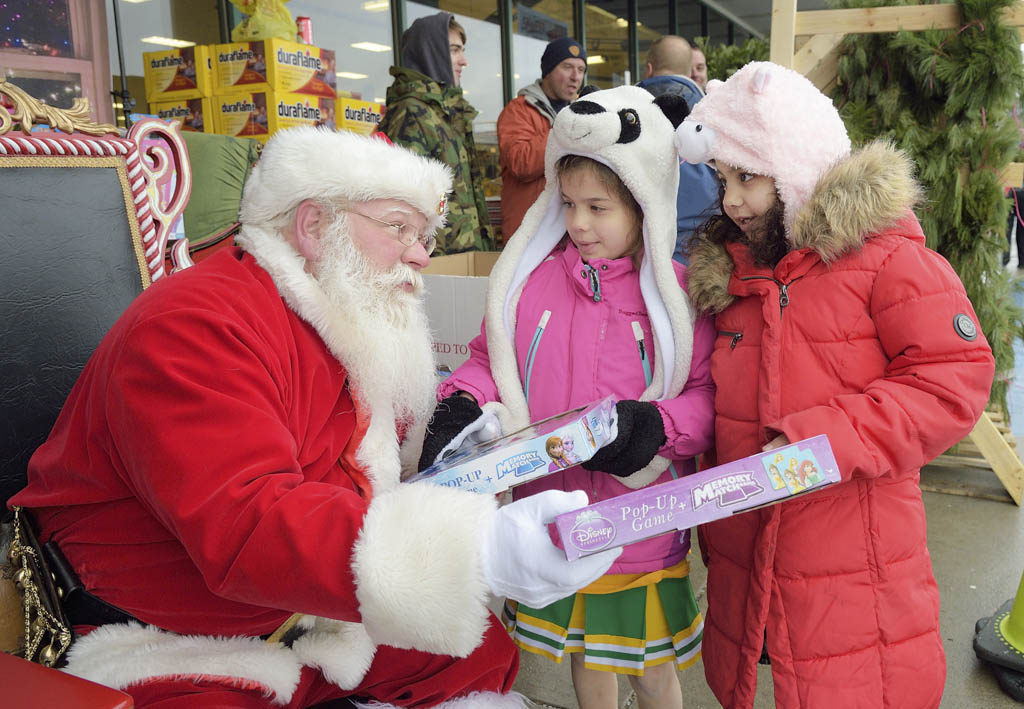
left=686, top=142, right=995, bottom=708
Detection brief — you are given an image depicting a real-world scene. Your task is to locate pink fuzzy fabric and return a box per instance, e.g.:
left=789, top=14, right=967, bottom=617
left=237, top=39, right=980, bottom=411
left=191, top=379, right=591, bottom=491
left=675, top=61, right=850, bottom=236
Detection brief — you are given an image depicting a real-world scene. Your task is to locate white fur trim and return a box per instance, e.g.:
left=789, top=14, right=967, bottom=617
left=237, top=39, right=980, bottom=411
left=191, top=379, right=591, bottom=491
left=291, top=617, right=377, bottom=690
left=486, top=86, right=696, bottom=432
left=353, top=690, right=529, bottom=709
left=62, top=623, right=302, bottom=704
left=352, top=483, right=497, bottom=656
left=240, top=127, right=453, bottom=235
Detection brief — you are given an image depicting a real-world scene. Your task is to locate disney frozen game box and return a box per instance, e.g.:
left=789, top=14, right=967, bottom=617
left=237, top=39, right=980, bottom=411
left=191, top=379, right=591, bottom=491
left=555, top=435, right=841, bottom=560
left=407, top=396, right=617, bottom=495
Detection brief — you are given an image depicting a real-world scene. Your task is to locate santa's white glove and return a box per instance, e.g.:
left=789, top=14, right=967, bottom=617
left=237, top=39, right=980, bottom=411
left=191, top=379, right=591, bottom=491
left=480, top=489, right=622, bottom=608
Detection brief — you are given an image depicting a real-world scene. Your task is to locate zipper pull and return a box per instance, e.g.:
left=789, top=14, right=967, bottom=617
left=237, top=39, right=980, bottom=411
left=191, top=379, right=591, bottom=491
left=585, top=264, right=602, bottom=302
left=779, top=283, right=790, bottom=309
left=730, top=332, right=743, bottom=349
left=632, top=321, right=646, bottom=360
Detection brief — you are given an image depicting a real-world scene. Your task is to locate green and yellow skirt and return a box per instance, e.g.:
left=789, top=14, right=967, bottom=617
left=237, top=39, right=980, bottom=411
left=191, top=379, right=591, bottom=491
left=502, top=559, right=702, bottom=676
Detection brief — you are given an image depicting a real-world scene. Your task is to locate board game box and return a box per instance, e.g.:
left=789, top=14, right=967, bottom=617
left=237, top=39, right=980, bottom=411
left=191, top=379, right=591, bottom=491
left=555, top=435, right=841, bottom=560
left=406, top=396, right=617, bottom=495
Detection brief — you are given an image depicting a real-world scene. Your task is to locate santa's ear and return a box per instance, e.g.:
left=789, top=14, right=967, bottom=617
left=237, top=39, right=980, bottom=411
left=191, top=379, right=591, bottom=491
left=653, top=94, right=690, bottom=128
left=294, top=199, right=325, bottom=262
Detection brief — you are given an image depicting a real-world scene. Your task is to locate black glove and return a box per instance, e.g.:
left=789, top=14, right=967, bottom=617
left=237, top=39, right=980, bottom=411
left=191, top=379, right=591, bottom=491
left=418, top=393, right=483, bottom=471
left=582, top=400, right=666, bottom=477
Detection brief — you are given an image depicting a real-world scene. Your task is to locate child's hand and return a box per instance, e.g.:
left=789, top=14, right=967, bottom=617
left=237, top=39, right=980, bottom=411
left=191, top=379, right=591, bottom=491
left=582, top=400, right=666, bottom=477
left=762, top=433, right=790, bottom=451
left=418, top=393, right=483, bottom=471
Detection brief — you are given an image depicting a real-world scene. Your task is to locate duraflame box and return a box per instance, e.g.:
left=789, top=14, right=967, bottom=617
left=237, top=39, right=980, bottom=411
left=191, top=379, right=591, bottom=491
left=143, top=45, right=213, bottom=103
left=555, top=435, right=842, bottom=560
left=213, top=39, right=337, bottom=99
left=213, top=90, right=336, bottom=143
left=406, top=397, right=617, bottom=495
left=337, top=97, right=384, bottom=136
left=150, top=97, right=214, bottom=133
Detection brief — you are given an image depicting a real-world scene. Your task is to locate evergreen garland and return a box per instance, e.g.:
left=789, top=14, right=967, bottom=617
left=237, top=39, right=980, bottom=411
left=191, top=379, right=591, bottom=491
left=834, top=0, right=1024, bottom=408
left=695, top=36, right=769, bottom=82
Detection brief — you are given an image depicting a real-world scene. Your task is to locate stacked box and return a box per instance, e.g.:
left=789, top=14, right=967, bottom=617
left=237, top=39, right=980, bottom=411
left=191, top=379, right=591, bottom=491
left=150, top=97, right=214, bottom=133
left=143, top=46, right=213, bottom=103
left=213, top=91, right=336, bottom=143
left=555, top=435, right=842, bottom=560
left=337, top=97, right=384, bottom=136
left=213, top=39, right=337, bottom=99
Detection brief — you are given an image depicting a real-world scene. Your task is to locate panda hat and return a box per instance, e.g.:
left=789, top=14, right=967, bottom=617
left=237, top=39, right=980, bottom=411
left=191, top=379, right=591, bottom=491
left=483, top=86, right=695, bottom=485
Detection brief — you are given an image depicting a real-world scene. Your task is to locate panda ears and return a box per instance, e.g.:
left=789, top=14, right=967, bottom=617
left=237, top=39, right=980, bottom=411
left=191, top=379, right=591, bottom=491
left=578, top=84, right=600, bottom=98
left=653, top=93, right=690, bottom=129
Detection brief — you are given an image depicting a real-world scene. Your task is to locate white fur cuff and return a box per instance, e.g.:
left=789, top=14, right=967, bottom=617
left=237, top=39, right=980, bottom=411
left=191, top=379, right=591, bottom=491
left=352, top=483, right=497, bottom=657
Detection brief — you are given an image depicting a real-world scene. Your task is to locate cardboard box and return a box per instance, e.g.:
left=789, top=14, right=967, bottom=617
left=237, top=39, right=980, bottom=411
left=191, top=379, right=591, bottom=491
left=406, top=396, right=617, bottom=495
left=150, top=97, right=214, bottom=133
left=213, top=39, right=337, bottom=99
left=213, top=90, right=336, bottom=142
left=555, top=435, right=841, bottom=560
left=422, top=251, right=500, bottom=373
left=337, top=97, right=384, bottom=136
left=144, top=45, right=213, bottom=103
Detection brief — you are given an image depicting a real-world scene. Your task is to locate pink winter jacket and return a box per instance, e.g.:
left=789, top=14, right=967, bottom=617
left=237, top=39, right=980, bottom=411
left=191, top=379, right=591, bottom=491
left=440, top=242, right=716, bottom=574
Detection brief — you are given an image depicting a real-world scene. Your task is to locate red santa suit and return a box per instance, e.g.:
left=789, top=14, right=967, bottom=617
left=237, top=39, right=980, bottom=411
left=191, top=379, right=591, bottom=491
left=10, top=129, right=522, bottom=708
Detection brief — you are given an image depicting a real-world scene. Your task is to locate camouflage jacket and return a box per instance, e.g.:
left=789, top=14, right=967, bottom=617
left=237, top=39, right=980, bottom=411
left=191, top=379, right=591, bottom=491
left=377, top=65, right=493, bottom=255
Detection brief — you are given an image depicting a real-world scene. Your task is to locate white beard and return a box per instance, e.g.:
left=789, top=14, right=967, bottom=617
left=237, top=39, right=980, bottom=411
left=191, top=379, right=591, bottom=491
left=314, top=215, right=436, bottom=438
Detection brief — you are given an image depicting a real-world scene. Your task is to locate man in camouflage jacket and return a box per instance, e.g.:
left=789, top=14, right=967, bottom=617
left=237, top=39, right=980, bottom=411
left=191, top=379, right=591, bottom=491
left=377, top=11, right=493, bottom=254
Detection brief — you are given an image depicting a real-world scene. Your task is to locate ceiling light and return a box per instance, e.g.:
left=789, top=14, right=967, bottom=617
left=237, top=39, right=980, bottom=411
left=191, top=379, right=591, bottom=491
left=351, top=41, right=391, bottom=53
left=122, top=0, right=154, bottom=3
left=373, top=97, right=386, bottom=103
left=587, top=55, right=606, bottom=65
left=615, top=18, right=627, bottom=28
left=141, top=36, right=196, bottom=48
left=362, top=0, right=389, bottom=11
left=337, top=71, right=368, bottom=80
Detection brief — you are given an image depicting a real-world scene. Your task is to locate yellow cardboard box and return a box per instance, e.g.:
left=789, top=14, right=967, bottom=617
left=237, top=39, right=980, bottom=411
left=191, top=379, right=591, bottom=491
left=213, top=39, right=337, bottom=99
left=213, top=90, right=336, bottom=142
left=150, top=97, right=214, bottom=133
left=336, top=97, right=384, bottom=136
left=143, top=46, right=213, bottom=103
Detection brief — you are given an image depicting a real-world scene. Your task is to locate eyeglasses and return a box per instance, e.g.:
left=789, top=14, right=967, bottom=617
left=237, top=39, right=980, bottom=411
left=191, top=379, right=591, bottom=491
left=338, top=208, right=436, bottom=254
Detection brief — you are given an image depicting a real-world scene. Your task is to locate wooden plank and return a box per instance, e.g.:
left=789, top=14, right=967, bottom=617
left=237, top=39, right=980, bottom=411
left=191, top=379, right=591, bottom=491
left=1001, top=162, right=1024, bottom=190
left=966, top=412, right=1024, bottom=505
left=794, top=32, right=845, bottom=91
left=770, top=0, right=798, bottom=68
left=795, top=4, right=960, bottom=36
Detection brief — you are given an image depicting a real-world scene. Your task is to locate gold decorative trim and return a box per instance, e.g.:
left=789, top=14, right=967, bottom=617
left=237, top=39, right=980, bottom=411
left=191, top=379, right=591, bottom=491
left=0, top=156, right=151, bottom=288
left=0, top=80, right=119, bottom=137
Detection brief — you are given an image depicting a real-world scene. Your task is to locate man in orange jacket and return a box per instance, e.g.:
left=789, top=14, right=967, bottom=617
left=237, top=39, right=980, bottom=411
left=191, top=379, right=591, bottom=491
left=496, top=37, right=586, bottom=242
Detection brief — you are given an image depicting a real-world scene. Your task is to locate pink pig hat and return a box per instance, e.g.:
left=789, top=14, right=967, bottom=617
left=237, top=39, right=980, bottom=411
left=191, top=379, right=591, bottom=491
left=674, top=61, right=851, bottom=238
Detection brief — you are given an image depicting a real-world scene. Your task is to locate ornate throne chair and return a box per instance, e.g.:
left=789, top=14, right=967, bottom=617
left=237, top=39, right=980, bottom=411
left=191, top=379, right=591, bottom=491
left=0, top=81, right=191, bottom=705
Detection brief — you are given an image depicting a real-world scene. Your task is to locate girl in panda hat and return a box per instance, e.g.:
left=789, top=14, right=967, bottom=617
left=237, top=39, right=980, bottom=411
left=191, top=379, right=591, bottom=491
left=420, top=86, right=716, bottom=707
left=677, top=62, right=994, bottom=708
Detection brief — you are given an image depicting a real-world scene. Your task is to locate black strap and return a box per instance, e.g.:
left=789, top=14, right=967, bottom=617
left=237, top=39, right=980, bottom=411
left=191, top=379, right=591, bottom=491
left=40, top=540, right=140, bottom=628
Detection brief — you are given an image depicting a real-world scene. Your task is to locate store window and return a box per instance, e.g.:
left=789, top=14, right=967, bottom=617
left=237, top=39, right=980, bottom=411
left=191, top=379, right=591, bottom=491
left=584, top=1, right=628, bottom=89
left=286, top=0, right=392, bottom=107
left=2, top=0, right=112, bottom=123
left=511, top=2, right=571, bottom=106
left=637, top=4, right=667, bottom=81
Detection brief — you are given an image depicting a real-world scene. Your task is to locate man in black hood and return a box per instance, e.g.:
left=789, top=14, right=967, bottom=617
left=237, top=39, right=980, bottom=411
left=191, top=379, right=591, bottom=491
left=377, top=12, right=493, bottom=255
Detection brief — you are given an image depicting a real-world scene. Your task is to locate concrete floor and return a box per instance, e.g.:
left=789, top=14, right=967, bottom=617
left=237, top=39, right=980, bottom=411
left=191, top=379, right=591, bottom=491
left=510, top=465, right=1024, bottom=708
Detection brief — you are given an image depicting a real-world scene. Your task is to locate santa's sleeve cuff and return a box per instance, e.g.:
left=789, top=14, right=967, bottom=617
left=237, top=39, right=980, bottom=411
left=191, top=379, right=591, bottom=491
left=351, top=482, right=497, bottom=657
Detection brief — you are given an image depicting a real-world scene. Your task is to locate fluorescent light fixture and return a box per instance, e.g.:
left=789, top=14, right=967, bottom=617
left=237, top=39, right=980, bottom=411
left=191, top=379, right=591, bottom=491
left=615, top=18, right=628, bottom=28
left=374, top=97, right=386, bottom=103
left=362, top=0, right=389, bottom=10
left=352, top=41, right=391, bottom=53
left=141, top=36, right=196, bottom=48
left=587, top=55, right=606, bottom=65
left=122, top=0, right=154, bottom=3
left=337, top=71, right=368, bottom=80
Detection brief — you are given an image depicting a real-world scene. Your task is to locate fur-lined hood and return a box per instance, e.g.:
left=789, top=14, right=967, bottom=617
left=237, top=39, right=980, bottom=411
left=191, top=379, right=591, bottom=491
left=687, top=140, right=924, bottom=314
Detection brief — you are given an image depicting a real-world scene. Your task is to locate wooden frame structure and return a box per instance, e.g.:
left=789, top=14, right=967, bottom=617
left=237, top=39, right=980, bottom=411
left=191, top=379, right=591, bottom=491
left=769, top=0, right=1024, bottom=505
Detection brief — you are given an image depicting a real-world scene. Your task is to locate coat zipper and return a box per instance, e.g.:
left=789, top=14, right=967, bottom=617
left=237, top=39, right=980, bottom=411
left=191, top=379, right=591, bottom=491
left=584, top=264, right=602, bottom=302
left=523, top=310, right=551, bottom=406
left=739, top=275, right=802, bottom=319
left=719, top=330, right=743, bottom=349
left=632, top=321, right=678, bottom=480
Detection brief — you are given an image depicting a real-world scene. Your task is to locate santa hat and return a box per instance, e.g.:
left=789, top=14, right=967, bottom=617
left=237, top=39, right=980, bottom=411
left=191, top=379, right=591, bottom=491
left=239, top=126, right=452, bottom=234
left=674, top=61, right=851, bottom=238
left=485, top=85, right=693, bottom=487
